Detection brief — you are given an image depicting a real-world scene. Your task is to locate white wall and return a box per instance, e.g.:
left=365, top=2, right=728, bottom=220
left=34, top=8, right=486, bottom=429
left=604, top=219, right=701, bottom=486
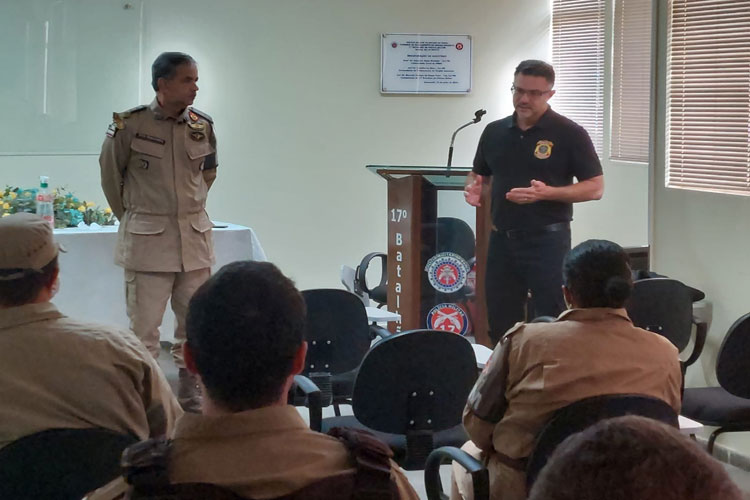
left=0, top=0, right=647, bottom=290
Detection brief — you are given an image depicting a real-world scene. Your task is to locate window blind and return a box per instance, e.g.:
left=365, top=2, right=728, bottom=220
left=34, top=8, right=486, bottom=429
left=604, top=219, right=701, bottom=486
left=667, top=0, right=750, bottom=195
left=611, top=0, right=652, bottom=163
left=551, top=0, right=605, bottom=156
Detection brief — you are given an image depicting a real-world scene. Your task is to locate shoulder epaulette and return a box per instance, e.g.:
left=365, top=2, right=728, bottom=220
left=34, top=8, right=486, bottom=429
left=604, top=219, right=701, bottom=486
left=502, top=321, right=525, bottom=342
left=189, top=107, right=213, bottom=123
left=118, top=105, right=147, bottom=120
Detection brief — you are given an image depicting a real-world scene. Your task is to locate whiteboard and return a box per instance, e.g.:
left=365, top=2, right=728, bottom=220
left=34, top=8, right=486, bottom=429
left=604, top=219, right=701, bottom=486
left=0, top=0, right=142, bottom=155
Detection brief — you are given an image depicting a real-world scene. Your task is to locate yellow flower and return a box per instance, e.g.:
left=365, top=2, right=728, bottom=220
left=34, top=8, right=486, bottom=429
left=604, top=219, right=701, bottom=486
left=9, top=192, right=17, bottom=199
left=77, top=206, right=86, bottom=212
left=2, top=202, right=9, bottom=209
left=86, top=201, right=95, bottom=207
left=2, top=213, right=9, bottom=217
left=104, top=207, right=112, bottom=214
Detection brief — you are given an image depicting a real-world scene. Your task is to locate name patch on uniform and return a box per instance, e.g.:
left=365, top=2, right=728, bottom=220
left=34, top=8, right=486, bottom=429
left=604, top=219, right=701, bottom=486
left=425, top=252, right=470, bottom=293
left=135, top=133, right=166, bottom=145
left=426, top=303, right=470, bottom=336
left=534, top=140, right=554, bottom=159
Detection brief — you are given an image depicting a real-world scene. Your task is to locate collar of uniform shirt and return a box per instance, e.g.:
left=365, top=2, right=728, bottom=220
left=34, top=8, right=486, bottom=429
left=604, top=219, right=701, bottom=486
left=149, top=98, right=189, bottom=122
left=509, top=106, right=555, bottom=130
left=558, top=307, right=632, bottom=324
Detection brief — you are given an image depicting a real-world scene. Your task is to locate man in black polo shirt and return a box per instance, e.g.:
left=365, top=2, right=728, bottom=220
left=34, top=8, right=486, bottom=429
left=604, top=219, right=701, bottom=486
left=465, top=60, right=603, bottom=345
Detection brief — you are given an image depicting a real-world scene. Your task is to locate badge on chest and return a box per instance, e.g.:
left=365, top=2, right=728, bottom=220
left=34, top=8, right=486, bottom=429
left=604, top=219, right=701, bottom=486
left=534, top=140, right=554, bottom=160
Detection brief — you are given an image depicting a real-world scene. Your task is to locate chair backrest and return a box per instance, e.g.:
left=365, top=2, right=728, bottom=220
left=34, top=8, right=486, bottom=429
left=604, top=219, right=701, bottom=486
left=352, top=329, right=477, bottom=434
left=301, top=289, right=371, bottom=375
left=716, top=312, right=750, bottom=399
left=436, top=217, right=475, bottom=261
left=0, top=427, right=137, bottom=500
left=525, top=394, right=678, bottom=489
left=626, top=278, right=694, bottom=351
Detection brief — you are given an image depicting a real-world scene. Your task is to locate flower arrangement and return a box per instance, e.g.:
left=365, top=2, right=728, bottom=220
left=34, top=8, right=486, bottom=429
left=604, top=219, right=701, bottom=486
left=1, top=186, right=116, bottom=228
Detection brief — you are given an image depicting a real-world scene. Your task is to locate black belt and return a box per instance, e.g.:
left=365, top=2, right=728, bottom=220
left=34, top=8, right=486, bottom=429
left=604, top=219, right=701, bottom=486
left=494, top=222, right=570, bottom=240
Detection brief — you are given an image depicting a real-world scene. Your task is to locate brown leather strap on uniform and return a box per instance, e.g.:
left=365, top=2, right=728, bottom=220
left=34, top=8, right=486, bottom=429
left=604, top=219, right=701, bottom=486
left=494, top=451, right=528, bottom=472
left=327, top=427, right=399, bottom=500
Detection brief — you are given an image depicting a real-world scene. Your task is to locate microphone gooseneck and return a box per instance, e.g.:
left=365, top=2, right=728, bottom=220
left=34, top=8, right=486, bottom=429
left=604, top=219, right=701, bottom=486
left=447, top=109, right=487, bottom=177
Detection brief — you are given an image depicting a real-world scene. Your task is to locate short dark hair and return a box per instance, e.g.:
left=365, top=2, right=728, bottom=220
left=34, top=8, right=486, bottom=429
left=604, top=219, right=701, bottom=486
left=0, top=256, right=58, bottom=307
left=185, top=261, right=306, bottom=411
left=529, top=415, right=743, bottom=500
left=514, top=59, right=555, bottom=86
left=151, top=52, right=196, bottom=92
left=562, top=239, right=632, bottom=308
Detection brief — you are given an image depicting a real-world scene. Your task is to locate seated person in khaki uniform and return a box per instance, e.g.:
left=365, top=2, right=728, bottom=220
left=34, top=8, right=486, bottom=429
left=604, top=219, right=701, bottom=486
left=529, top=415, right=743, bottom=500
left=90, top=260, right=419, bottom=500
left=453, top=239, right=682, bottom=500
left=0, top=213, right=181, bottom=450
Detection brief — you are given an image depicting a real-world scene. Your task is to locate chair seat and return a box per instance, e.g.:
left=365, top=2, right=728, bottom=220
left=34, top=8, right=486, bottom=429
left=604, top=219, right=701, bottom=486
left=321, top=416, right=468, bottom=465
left=682, top=386, right=750, bottom=426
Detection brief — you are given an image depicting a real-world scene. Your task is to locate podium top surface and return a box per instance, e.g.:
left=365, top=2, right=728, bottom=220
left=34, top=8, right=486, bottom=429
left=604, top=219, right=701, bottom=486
left=367, top=165, right=472, bottom=189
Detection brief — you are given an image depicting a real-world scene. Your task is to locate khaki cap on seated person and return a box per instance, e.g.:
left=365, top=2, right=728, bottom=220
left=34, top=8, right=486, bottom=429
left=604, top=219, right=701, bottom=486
left=0, top=213, right=65, bottom=281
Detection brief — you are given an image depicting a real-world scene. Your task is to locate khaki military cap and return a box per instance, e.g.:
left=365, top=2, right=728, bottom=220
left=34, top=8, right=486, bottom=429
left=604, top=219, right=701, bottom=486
left=0, top=213, right=64, bottom=280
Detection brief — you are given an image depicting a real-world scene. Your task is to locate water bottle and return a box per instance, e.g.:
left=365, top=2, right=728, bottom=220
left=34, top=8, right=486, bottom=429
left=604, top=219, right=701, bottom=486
left=36, top=175, right=55, bottom=228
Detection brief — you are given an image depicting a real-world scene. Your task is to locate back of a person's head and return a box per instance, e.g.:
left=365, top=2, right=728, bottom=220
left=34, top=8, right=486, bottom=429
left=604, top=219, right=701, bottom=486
left=0, top=213, right=60, bottom=307
left=185, top=260, right=306, bottom=411
left=529, top=415, right=743, bottom=500
left=562, top=239, right=632, bottom=308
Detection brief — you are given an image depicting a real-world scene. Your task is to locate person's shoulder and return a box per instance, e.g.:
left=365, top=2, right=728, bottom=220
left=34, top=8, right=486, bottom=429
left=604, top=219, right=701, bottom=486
left=52, top=316, right=150, bottom=358
left=547, top=108, right=589, bottom=135
left=485, top=115, right=512, bottom=131
left=188, top=107, right=214, bottom=124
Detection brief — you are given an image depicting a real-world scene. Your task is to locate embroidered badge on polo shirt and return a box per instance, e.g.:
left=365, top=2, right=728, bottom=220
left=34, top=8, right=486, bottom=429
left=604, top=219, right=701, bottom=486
left=534, top=140, right=554, bottom=159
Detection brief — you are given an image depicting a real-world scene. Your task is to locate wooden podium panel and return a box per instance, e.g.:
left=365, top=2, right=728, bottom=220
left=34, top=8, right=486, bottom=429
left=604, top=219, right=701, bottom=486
left=369, top=165, right=492, bottom=346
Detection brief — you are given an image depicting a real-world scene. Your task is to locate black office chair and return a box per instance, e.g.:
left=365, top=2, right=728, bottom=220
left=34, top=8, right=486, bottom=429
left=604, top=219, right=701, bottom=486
left=0, top=427, right=138, bottom=500
left=626, top=278, right=708, bottom=371
left=299, top=289, right=373, bottom=416
left=355, top=217, right=477, bottom=309
left=320, top=329, right=478, bottom=470
left=354, top=252, right=388, bottom=307
left=425, top=394, right=678, bottom=500
left=682, top=312, right=750, bottom=454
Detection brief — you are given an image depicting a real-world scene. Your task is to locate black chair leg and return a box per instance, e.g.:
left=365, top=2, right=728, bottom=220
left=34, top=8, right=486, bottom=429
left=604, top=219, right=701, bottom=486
left=707, top=427, right=725, bottom=455
left=333, top=403, right=341, bottom=417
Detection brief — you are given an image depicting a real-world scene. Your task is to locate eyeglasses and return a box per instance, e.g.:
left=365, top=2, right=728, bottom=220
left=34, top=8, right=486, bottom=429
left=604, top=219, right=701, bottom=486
left=510, top=85, right=552, bottom=98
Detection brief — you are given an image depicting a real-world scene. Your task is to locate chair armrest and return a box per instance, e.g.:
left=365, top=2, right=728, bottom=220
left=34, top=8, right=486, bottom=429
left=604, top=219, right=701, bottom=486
left=369, top=324, right=393, bottom=340
left=424, top=446, right=488, bottom=500
left=684, top=318, right=708, bottom=368
left=292, top=375, right=322, bottom=432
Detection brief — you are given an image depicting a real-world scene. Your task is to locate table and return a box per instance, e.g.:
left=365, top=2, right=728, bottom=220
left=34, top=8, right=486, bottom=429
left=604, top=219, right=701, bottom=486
left=53, top=222, right=265, bottom=340
left=469, top=343, right=704, bottom=436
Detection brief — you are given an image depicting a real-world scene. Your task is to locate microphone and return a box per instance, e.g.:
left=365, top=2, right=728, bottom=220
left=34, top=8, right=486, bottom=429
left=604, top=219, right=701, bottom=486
left=447, top=109, right=487, bottom=177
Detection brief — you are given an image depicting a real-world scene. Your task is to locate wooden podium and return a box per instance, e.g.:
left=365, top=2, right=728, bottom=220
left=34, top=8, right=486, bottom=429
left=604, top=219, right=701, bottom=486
left=368, top=165, right=492, bottom=347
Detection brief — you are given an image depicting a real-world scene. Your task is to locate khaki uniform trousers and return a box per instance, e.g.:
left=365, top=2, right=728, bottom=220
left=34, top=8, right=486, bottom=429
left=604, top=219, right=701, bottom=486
left=451, top=441, right=526, bottom=500
left=125, top=268, right=210, bottom=367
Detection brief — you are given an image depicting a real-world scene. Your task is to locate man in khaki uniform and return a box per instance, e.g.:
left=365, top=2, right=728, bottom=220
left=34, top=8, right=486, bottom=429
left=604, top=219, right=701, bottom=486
left=90, top=261, right=420, bottom=500
left=453, top=240, right=682, bottom=500
left=0, top=213, right=181, bottom=450
left=99, top=52, right=217, bottom=412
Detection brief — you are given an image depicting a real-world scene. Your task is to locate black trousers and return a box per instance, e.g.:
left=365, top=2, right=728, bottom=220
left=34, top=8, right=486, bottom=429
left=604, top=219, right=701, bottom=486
left=485, top=227, right=571, bottom=345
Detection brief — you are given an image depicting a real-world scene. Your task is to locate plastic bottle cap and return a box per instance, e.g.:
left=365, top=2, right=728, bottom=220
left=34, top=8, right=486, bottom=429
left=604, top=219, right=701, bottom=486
left=39, top=175, right=49, bottom=188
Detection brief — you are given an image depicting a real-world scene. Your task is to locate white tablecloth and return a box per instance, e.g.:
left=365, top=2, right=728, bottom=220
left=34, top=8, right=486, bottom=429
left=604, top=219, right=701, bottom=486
left=53, top=222, right=266, bottom=340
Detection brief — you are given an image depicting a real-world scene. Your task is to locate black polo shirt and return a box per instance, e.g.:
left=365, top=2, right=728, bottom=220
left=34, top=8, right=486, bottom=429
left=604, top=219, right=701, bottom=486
left=473, top=107, right=602, bottom=231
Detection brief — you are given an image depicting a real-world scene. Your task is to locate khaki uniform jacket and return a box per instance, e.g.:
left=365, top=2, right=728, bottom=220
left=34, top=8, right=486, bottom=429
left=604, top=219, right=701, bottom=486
left=0, top=302, right=182, bottom=450
left=99, top=99, right=218, bottom=272
left=89, top=405, right=420, bottom=500
left=463, top=308, right=682, bottom=500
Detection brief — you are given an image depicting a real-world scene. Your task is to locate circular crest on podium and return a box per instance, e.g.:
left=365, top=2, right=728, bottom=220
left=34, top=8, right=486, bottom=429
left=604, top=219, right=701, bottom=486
left=427, top=303, right=470, bottom=336
left=425, top=252, right=470, bottom=293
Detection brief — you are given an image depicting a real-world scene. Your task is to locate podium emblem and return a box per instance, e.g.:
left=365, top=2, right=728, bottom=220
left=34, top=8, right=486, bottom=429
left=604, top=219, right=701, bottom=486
left=427, top=303, right=470, bottom=336
left=425, top=252, right=470, bottom=293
